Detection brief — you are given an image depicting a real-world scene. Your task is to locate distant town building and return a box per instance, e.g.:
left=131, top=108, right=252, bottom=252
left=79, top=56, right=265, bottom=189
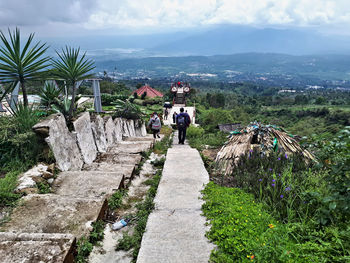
left=278, top=89, right=296, bottom=93
left=307, top=85, right=324, bottom=89
left=132, top=84, right=163, bottom=98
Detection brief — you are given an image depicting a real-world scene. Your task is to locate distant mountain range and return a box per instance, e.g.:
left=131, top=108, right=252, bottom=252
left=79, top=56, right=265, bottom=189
left=42, top=25, right=350, bottom=84
left=94, top=53, right=350, bottom=83
left=45, top=25, right=350, bottom=57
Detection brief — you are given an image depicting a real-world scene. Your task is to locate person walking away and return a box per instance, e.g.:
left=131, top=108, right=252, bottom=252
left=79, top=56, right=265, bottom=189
left=172, top=111, right=177, bottom=124
left=164, top=108, right=169, bottom=120
left=176, top=107, right=191, bottom=144
left=148, top=112, right=161, bottom=139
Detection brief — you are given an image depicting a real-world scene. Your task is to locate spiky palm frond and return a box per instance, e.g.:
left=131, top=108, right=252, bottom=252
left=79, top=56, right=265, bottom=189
left=0, top=28, right=50, bottom=105
left=51, top=46, right=95, bottom=84
left=38, top=82, right=62, bottom=108
left=51, top=46, right=95, bottom=118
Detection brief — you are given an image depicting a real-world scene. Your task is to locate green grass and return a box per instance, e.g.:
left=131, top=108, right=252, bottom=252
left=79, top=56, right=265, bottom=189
left=75, top=220, right=105, bottom=263
left=202, top=182, right=328, bottom=263
left=0, top=171, right=21, bottom=207
left=116, top=171, right=162, bottom=262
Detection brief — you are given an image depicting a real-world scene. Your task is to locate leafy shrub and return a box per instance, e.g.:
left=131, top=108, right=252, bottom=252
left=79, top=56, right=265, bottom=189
left=113, top=99, right=144, bottom=120
left=101, top=94, right=128, bottom=106
left=38, top=82, right=61, bottom=109
left=187, top=129, right=227, bottom=151
left=227, top=151, right=324, bottom=223
left=186, top=125, right=204, bottom=138
left=108, top=189, right=127, bottom=210
left=12, top=102, right=40, bottom=133
left=75, top=237, right=93, bottom=263
left=311, top=127, right=350, bottom=225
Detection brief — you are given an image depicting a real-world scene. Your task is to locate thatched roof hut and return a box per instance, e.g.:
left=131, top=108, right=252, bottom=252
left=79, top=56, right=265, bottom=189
left=215, top=123, right=314, bottom=176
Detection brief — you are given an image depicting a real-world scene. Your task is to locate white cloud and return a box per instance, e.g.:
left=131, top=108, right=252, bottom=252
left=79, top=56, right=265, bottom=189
left=1, top=0, right=350, bottom=35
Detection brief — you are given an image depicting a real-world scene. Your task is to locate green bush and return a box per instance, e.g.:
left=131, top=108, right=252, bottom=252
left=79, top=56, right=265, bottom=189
left=101, top=94, right=129, bottom=106
left=186, top=125, right=204, bottom=138
left=113, top=99, right=144, bottom=120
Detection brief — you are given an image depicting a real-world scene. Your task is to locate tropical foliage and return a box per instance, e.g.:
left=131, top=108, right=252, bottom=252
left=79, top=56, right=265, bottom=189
left=0, top=28, right=50, bottom=106
left=113, top=99, right=144, bottom=120
left=38, top=82, right=62, bottom=109
left=51, top=46, right=95, bottom=119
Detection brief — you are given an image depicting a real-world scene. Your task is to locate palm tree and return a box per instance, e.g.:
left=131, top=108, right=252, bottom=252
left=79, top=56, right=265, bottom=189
left=51, top=46, right=95, bottom=119
left=0, top=28, right=50, bottom=106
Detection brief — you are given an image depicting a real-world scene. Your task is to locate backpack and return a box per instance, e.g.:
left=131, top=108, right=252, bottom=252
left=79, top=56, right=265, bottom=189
left=177, top=115, right=186, bottom=128
left=151, top=116, right=161, bottom=129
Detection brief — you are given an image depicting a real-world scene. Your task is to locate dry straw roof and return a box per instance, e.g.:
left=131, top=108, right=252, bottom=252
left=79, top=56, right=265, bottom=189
left=215, top=123, right=314, bottom=176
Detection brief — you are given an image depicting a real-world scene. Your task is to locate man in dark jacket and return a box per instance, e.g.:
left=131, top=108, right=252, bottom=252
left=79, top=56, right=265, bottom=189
left=176, top=107, right=191, bottom=144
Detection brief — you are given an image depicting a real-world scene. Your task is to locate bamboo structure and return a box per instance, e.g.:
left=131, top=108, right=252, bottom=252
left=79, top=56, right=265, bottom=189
left=215, top=123, right=314, bottom=176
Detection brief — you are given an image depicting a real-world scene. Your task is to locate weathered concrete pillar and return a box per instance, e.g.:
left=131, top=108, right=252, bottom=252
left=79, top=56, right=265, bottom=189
left=135, top=119, right=147, bottom=137
left=33, top=114, right=84, bottom=171
left=73, top=112, right=97, bottom=165
left=121, top=118, right=131, bottom=138
left=90, top=114, right=108, bottom=153
left=127, top=119, right=136, bottom=137
left=104, top=116, right=116, bottom=147
left=113, top=118, right=123, bottom=142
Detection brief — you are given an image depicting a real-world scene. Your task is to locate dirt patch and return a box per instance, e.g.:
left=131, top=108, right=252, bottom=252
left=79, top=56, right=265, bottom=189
left=201, top=147, right=220, bottom=162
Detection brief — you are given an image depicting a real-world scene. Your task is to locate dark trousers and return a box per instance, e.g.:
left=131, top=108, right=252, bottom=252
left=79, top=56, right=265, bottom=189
left=152, top=129, right=160, bottom=138
left=178, top=127, right=187, bottom=144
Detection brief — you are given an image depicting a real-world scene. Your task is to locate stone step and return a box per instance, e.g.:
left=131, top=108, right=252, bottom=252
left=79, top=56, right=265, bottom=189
left=52, top=171, right=125, bottom=198
left=95, top=153, right=142, bottom=167
left=0, top=232, right=75, bottom=263
left=1, top=194, right=107, bottom=238
left=108, top=141, right=153, bottom=154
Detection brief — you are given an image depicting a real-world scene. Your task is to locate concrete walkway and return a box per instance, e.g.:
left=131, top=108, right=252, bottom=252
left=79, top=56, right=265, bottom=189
left=163, top=105, right=196, bottom=126
left=137, top=134, right=214, bottom=263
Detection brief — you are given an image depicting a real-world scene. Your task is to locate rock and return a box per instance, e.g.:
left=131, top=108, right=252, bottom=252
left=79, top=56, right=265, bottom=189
left=121, top=118, right=131, bottom=138
left=42, top=171, right=54, bottom=179
left=91, top=114, right=108, bottom=153
left=113, top=118, right=123, bottom=142
left=104, top=116, right=115, bottom=147
left=47, top=163, right=55, bottom=174
left=0, top=232, right=75, bottom=263
left=127, top=119, right=136, bottom=137
left=15, top=164, right=53, bottom=193
left=135, top=120, right=146, bottom=137
left=33, top=114, right=84, bottom=171
left=47, top=178, right=54, bottom=185
left=73, top=112, right=98, bottom=165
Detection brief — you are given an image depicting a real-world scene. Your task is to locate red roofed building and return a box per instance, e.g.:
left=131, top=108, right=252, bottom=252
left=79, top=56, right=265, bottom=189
left=132, top=84, right=163, bottom=98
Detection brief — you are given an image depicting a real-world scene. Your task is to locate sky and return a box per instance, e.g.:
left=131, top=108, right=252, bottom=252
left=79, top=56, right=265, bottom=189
left=0, top=0, right=350, bottom=37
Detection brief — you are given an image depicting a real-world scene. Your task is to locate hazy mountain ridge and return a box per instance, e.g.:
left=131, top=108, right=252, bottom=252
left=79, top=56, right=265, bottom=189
left=94, top=53, right=350, bottom=83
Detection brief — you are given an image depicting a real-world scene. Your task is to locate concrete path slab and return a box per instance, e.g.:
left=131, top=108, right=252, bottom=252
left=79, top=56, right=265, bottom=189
left=137, top=136, right=214, bottom=263
left=0, top=232, right=75, bottom=263
left=2, top=194, right=106, bottom=238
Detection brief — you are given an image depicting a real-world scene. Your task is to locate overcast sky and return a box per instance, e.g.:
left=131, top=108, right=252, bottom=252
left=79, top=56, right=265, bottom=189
left=0, top=0, right=350, bottom=37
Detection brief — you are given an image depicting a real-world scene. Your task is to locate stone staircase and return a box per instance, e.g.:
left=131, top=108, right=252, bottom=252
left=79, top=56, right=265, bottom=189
left=0, top=113, right=154, bottom=263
